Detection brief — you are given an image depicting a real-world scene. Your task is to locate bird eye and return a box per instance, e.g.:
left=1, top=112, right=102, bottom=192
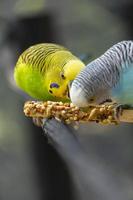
left=60, top=72, right=66, bottom=79
left=49, top=90, right=53, bottom=94
left=90, top=98, right=94, bottom=102
left=50, top=83, right=60, bottom=88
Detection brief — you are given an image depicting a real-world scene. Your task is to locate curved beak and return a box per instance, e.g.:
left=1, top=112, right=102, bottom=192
left=67, top=80, right=73, bottom=98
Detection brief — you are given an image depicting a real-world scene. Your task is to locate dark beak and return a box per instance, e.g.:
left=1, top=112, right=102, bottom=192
left=67, top=81, right=73, bottom=98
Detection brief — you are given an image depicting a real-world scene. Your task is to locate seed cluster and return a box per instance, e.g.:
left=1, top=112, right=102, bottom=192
left=24, top=101, right=118, bottom=126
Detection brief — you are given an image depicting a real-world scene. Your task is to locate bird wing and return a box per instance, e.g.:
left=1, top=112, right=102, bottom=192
left=111, top=64, right=133, bottom=104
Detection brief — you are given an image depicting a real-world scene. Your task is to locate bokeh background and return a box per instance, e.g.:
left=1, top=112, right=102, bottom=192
left=0, top=0, right=133, bottom=200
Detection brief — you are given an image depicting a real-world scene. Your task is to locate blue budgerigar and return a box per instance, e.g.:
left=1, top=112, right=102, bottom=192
left=70, top=41, right=133, bottom=107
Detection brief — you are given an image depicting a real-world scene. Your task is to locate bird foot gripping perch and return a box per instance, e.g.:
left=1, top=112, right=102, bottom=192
left=23, top=101, right=130, bottom=127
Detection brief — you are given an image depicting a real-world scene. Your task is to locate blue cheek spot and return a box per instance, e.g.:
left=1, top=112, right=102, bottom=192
left=50, top=83, right=60, bottom=88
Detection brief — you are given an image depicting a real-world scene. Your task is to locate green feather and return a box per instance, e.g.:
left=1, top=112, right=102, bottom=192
left=14, top=43, right=85, bottom=101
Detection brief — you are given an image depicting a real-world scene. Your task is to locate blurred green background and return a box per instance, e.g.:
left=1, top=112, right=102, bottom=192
left=0, top=0, right=133, bottom=200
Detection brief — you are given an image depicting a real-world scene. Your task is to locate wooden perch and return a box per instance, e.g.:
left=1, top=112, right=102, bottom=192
left=23, top=101, right=133, bottom=126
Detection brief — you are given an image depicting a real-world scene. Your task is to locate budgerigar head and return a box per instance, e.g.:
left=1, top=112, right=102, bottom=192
left=14, top=43, right=85, bottom=101
left=70, top=81, right=97, bottom=107
left=46, top=59, right=85, bottom=100
left=46, top=71, right=69, bottom=100
left=70, top=65, right=108, bottom=107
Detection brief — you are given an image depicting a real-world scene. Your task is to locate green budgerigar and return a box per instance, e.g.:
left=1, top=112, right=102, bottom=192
left=14, top=43, right=85, bottom=102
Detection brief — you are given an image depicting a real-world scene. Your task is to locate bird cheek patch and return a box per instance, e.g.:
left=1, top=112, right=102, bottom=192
left=50, top=83, right=60, bottom=88
left=49, top=89, right=53, bottom=94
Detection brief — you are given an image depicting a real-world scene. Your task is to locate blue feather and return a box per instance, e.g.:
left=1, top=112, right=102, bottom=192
left=112, top=64, right=133, bottom=104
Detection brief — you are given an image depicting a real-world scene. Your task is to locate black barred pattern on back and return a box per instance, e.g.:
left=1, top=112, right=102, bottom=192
left=72, top=41, right=133, bottom=98
left=20, top=43, right=69, bottom=73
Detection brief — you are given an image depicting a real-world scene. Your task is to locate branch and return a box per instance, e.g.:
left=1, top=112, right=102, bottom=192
left=23, top=102, right=129, bottom=199
left=41, top=118, right=127, bottom=200
left=23, top=101, right=133, bottom=126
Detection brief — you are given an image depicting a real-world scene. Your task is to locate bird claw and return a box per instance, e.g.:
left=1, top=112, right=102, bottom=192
left=113, top=104, right=132, bottom=121
left=42, top=118, right=64, bottom=139
left=32, top=117, right=43, bottom=127
left=113, top=104, right=123, bottom=121
left=42, top=118, right=78, bottom=145
left=88, top=102, right=124, bottom=125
